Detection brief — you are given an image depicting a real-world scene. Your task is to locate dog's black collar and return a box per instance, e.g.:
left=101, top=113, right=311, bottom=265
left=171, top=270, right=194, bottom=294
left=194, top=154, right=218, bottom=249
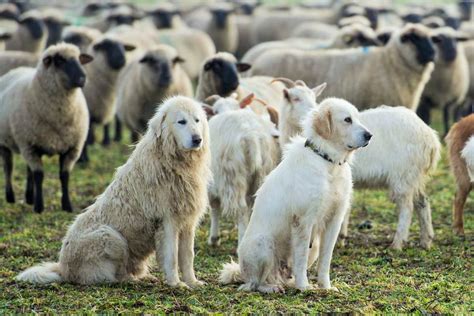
left=304, top=139, right=346, bottom=166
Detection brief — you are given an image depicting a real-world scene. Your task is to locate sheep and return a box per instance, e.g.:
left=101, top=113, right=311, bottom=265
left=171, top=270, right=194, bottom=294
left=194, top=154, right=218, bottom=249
left=446, top=114, right=474, bottom=236
left=195, top=52, right=286, bottom=112
left=0, top=31, right=10, bottom=51
left=107, top=25, right=216, bottom=80
left=276, top=78, right=440, bottom=250
left=242, top=24, right=381, bottom=65
left=206, top=94, right=280, bottom=246
left=5, top=10, right=46, bottom=54
left=249, top=23, right=435, bottom=111
left=146, top=3, right=184, bottom=29
left=416, top=27, right=470, bottom=134
left=41, top=8, right=70, bottom=47
left=79, top=36, right=136, bottom=162
left=0, top=3, right=20, bottom=33
left=186, top=4, right=238, bottom=54
left=115, top=45, right=193, bottom=142
left=0, top=43, right=92, bottom=213
left=61, top=26, right=102, bottom=53
left=0, top=50, right=38, bottom=76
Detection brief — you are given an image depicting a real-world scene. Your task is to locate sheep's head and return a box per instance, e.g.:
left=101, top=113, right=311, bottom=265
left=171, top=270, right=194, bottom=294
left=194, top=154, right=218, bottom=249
left=210, top=6, right=234, bottom=29
left=431, top=27, right=469, bottom=63
left=139, top=45, right=185, bottom=88
left=395, top=23, right=436, bottom=65
left=90, top=37, right=135, bottom=71
left=202, top=93, right=241, bottom=117
left=201, top=53, right=251, bottom=97
left=337, top=24, right=382, bottom=48
left=148, top=5, right=180, bottom=29
left=41, top=43, right=93, bottom=90
left=18, top=13, right=45, bottom=40
left=274, top=78, right=326, bottom=115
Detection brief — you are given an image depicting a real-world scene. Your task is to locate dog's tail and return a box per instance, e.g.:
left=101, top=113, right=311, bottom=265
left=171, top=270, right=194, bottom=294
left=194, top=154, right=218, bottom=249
left=16, top=262, right=62, bottom=284
left=219, top=260, right=242, bottom=284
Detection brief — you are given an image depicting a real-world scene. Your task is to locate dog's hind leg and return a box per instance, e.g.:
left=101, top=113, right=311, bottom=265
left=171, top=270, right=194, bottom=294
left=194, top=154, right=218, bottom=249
left=414, top=191, right=434, bottom=249
left=391, top=192, right=414, bottom=250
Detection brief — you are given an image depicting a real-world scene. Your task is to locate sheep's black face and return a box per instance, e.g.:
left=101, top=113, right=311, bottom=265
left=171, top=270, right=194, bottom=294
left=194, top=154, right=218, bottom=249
left=63, top=34, right=83, bottom=48
left=403, top=13, right=423, bottom=24
left=107, top=14, right=135, bottom=26
left=204, top=59, right=239, bottom=96
left=401, top=32, right=435, bottom=64
left=93, top=39, right=128, bottom=70
left=377, top=32, right=392, bottom=45
left=211, top=10, right=230, bottom=29
left=20, top=17, right=45, bottom=40
left=345, top=33, right=380, bottom=47
left=44, top=18, right=68, bottom=47
left=43, top=53, right=90, bottom=89
left=83, top=3, right=103, bottom=16
left=150, top=11, right=174, bottom=28
left=140, top=55, right=175, bottom=88
left=432, top=35, right=458, bottom=62
left=240, top=4, right=255, bottom=15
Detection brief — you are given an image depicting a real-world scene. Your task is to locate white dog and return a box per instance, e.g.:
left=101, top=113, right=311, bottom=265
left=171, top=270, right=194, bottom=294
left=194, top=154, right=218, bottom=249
left=220, top=98, right=371, bottom=293
left=17, top=96, right=211, bottom=287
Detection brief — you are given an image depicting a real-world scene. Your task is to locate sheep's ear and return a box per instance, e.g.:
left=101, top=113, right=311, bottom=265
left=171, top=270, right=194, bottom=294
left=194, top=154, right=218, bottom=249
left=312, top=82, right=327, bottom=99
left=62, top=21, right=71, bottom=26
left=314, top=108, right=332, bottom=139
left=0, top=33, right=11, bottom=40
left=236, top=62, right=251, bottom=72
left=240, top=93, right=254, bottom=108
left=202, top=104, right=215, bottom=119
left=123, top=44, right=136, bottom=51
left=79, top=54, right=94, bottom=65
left=283, top=89, right=290, bottom=101
left=173, top=56, right=185, bottom=64
left=431, top=35, right=442, bottom=44
left=43, top=56, right=52, bottom=67
left=267, top=105, right=279, bottom=127
left=139, top=55, right=150, bottom=63
left=455, top=34, right=470, bottom=42
left=204, top=61, right=213, bottom=71
left=377, top=32, right=392, bottom=45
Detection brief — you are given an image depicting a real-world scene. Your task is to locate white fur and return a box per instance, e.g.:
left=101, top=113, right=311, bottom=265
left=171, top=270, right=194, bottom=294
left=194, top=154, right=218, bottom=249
left=461, top=136, right=474, bottom=182
left=220, top=98, right=371, bottom=293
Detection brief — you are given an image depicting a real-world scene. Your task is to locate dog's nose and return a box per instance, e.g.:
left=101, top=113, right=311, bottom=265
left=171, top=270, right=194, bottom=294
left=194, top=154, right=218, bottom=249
left=192, top=135, right=202, bottom=146
left=364, top=132, right=372, bottom=141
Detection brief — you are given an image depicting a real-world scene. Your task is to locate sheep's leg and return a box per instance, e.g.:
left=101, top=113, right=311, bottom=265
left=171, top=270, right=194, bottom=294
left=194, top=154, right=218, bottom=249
left=317, top=212, right=345, bottom=290
left=21, top=148, right=44, bottom=213
left=0, top=146, right=15, bottom=203
left=391, top=193, right=414, bottom=250
left=102, top=124, right=111, bottom=146
left=443, top=102, right=455, bottom=136
left=416, top=97, right=432, bottom=124
left=453, top=182, right=470, bottom=236
left=59, top=150, right=80, bottom=212
left=131, top=130, right=140, bottom=143
left=179, top=225, right=203, bottom=287
left=208, top=207, right=221, bottom=247
left=78, top=143, right=89, bottom=163
left=156, top=218, right=185, bottom=287
left=238, top=211, right=250, bottom=245
left=413, top=192, right=434, bottom=249
left=114, top=115, right=122, bottom=142
left=25, top=167, right=33, bottom=205
left=87, top=121, right=95, bottom=145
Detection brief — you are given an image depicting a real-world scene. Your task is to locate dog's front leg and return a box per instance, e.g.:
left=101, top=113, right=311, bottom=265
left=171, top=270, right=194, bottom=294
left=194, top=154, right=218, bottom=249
left=158, top=218, right=186, bottom=288
left=179, top=225, right=205, bottom=288
left=317, top=212, right=345, bottom=290
left=292, top=221, right=313, bottom=291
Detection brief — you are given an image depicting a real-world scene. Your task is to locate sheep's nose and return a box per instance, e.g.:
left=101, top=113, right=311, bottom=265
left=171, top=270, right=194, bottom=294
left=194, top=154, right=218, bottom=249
left=364, top=132, right=372, bottom=141
left=192, top=135, right=202, bottom=146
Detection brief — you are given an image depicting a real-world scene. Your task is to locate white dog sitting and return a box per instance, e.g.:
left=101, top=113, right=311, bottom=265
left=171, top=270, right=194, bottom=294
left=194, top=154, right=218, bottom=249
left=17, top=96, right=211, bottom=287
left=220, top=97, right=371, bottom=293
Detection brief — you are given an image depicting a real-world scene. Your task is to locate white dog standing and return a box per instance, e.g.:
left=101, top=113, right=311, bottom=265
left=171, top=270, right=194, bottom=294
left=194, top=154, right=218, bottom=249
left=17, top=96, right=211, bottom=287
left=220, top=98, right=372, bottom=293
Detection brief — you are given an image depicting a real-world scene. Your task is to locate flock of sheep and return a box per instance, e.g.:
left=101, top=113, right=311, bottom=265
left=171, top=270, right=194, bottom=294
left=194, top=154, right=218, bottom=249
left=0, top=0, right=473, bottom=292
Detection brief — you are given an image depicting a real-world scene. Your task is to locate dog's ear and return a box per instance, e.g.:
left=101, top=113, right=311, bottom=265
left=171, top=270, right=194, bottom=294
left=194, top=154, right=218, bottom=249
left=151, top=111, right=167, bottom=139
left=266, top=105, right=279, bottom=128
left=314, top=108, right=332, bottom=139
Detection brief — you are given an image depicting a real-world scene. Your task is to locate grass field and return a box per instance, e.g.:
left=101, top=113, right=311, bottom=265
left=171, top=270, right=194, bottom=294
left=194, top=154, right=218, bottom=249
left=0, top=115, right=472, bottom=313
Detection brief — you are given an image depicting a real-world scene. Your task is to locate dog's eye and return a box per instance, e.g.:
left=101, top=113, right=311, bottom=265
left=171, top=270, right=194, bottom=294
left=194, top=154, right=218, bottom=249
left=177, top=119, right=187, bottom=125
left=344, top=117, right=352, bottom=124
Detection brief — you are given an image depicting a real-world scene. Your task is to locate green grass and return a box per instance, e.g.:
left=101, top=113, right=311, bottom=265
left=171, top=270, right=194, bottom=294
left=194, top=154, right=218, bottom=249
left=0, top=115, right=472, bottom=313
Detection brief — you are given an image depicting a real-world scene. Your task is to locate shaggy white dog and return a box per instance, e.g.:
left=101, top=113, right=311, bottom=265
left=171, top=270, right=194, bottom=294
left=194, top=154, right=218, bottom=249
left=16, top=96, right=211, bottom=287
left=220, top=98, right=372, bottom=293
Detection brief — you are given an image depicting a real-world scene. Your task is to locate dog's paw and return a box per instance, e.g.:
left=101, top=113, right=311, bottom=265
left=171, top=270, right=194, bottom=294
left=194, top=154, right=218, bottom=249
left=295, top=283, right=316, bottom=291
left=167, top=280, right=190, bottom=289
left=185, top=279, right=206, bottom=288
